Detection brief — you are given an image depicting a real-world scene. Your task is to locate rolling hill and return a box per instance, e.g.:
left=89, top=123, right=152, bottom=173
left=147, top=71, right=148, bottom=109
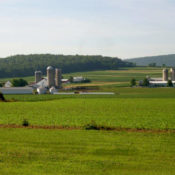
left=126, top=54, right=175, bottom=67
left=0, top=54, right=133, bottom=78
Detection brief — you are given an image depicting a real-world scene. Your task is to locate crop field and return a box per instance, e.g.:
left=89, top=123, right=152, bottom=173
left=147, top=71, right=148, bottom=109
left=1, top=95, right=175, bottom=129
left=0, top=67, right=163, bottom=87
left=0, top=67, right=175, bottom=174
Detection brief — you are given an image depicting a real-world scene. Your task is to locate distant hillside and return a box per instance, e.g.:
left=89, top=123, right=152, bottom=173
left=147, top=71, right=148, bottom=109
left=126, top=54, right=175, bottom=66
left=0, top=54, right=133, bottom=78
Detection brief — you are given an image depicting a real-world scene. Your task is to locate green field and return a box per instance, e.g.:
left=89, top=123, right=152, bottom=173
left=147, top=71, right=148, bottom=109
left=0, top=67, right=175, bottom=174
left=1, top=96, right=175, bottom=129
left=0, top=129, right=175, bottom=175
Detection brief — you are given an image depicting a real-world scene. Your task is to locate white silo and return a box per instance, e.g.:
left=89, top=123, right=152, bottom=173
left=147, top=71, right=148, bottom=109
left=55, top=68, right=62, bottom=89
left=162, top=68, right=168, bottom=81
left=47, top=66, right=55, bottom=88
left=35, top=71, right=42, bottom=83
left=170, top=68, right=175, bottom=81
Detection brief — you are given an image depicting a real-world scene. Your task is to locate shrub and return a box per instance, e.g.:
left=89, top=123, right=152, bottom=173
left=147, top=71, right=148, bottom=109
left=83, top=121, right=99, bottom=130
left=167, top=80, right=173, bottom=87
left=22, top=119, right=29, bottom=127
left=0, top=92, right=5, bottom=101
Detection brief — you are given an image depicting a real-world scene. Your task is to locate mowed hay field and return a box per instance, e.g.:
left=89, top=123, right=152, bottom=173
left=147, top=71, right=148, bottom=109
left=1, top=67, right=175, bottom=174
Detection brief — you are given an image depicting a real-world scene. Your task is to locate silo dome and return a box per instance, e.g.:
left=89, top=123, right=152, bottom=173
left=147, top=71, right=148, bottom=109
left=47, top=66, right=54, bottom=70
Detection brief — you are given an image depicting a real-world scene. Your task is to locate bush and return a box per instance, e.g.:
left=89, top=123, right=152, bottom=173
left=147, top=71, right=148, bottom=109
left=83, top=121, right=99, bottom=130
left=22, top=119, right=29, bottom=127
left=167, top=80, right=173, bottom=87
left=0, top=92, right=5, bottom=101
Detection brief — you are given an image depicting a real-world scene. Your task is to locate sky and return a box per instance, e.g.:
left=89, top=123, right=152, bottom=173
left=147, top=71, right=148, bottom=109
left=0, top=0, right=175, bottom=59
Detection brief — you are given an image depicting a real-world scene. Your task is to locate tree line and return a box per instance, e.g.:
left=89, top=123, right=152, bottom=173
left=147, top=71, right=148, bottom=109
left=0, top=54, right=134, bottom=78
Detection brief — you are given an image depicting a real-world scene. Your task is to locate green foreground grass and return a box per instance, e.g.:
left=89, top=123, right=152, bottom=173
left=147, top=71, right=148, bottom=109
left=0, top=129, right=175, bottom=175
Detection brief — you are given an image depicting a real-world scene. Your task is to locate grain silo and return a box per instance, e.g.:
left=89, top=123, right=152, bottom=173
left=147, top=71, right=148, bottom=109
left=35, top=71, right=42, bottom=83
left=170, top=68, right=175, bottom=81
left=55, top=68, right=62, bottom=89
left=47, top=66, right=55, bottom=88
left=162, top=68, right=168, bottom=81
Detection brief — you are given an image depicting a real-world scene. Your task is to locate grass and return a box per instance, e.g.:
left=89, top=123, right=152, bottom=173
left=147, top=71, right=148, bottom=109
left=1, top=97, right=175, bottom=129
left=0, top=129, right=175, bottom=175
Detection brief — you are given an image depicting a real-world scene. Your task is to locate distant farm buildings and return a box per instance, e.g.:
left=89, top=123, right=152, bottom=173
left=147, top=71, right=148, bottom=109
left=31, top=66, right=62, bottom=94
left=0, top=66, right=63, bottom=94
left=145, top=68, right=175, bottom=87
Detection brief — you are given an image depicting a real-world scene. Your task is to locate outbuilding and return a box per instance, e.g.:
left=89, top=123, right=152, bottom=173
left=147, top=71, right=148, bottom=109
left=0, top=87, right=33, bottom=94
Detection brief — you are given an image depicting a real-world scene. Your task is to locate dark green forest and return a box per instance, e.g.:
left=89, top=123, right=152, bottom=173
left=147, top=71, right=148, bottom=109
left=0, top=54, right=133, bottom=78
left=126, top=54, right=175, bottom=67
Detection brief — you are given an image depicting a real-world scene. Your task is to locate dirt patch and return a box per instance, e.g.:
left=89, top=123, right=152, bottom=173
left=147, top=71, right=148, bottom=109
left=0, top=124, right=174, bottom=133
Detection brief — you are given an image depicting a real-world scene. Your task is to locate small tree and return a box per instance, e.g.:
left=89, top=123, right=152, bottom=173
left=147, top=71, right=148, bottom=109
left=167, top=80, right=173, bottom=87
left=69, top=76, right=74, bottom=83
left=130, top=78, right=136, bottom=87
left=142, top=78, right=149, bottom=87
left=12, top=79, right=28, bottom=87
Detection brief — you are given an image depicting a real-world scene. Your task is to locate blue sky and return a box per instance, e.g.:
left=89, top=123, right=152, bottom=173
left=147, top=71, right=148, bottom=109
left=0, top=0, right=175, bottom=59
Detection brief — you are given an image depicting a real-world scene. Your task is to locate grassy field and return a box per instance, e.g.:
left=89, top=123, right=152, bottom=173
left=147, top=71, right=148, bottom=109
left=0, top=67, right=175, bottom=174
left=1, top=96, right=175, bottom=129
left=0, top=129, right=175, bottom=175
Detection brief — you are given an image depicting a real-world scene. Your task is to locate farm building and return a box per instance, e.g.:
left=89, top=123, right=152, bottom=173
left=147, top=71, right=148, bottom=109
left=4, top=81, right=12, bottom=88
left=0, top=87, right=33, bottom=94
left=146, top=68, right=175, bottom=87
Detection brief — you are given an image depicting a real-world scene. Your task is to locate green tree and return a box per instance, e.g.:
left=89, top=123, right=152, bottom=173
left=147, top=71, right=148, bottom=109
left=167, top=80, right=173, bottom=87
left=12, top=79, right=28, bottom=87
left=148, top=63, right=156, bottom=67
left=69, top=76, right=74, bottom=83
left=130, top=78, right=136, bottom=87
left=142, top=78, right=150, bottom=86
